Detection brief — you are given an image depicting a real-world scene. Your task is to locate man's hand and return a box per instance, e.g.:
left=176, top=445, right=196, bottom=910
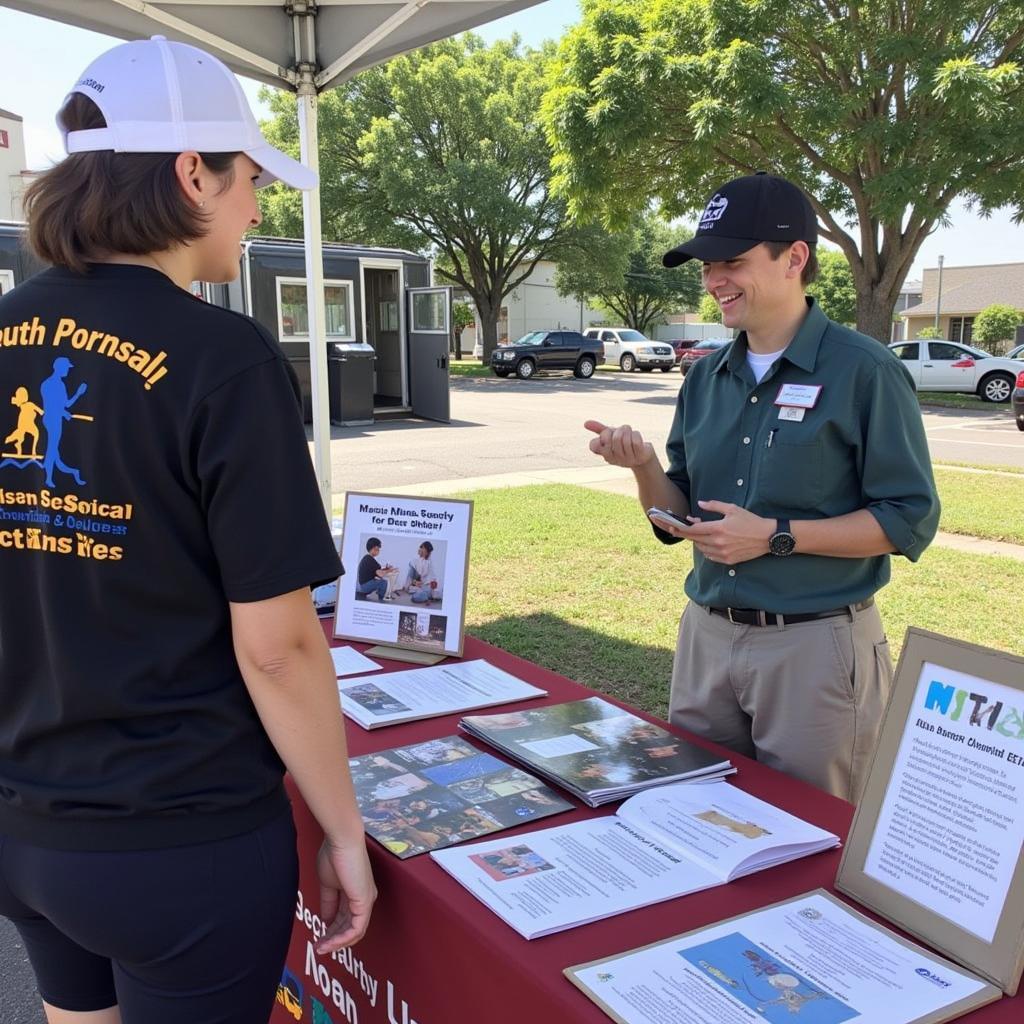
left=683, top=500, right=775, bottom=565
left=584, top=420, right=654, bottom=469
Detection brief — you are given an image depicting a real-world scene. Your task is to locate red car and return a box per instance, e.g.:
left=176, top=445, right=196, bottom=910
left=679, top=338, right=731, bottom=375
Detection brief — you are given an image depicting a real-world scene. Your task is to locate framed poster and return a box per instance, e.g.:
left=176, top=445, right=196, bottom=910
left=836, top=628, right=1024, bottom=995
left=333, top=492, right=473, bottom=659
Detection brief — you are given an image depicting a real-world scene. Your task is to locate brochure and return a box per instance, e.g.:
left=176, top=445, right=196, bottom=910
left=329, top=646, right=381, bottom=678
left=836, top=628, right=1024, bottom=995
left=431, top=780, right=839, bottom=938
left=339, top=659, right=546, bottom=730
left=566, top=890, right=1001, bottom=1024
left=350, top=735, right=572, bottom=858
left=334, top=492, right=472, bottom=657
left=460, top=697, right=733, bottom=805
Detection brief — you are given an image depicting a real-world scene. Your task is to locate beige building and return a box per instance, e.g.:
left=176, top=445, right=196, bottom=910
left=901, top=262, right=1024, bottom=347
left=0, top=108, right=33, bottom=222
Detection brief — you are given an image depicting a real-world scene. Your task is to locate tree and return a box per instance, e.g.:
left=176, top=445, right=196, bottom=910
left=545, top=1, right=1024, bottom=342
left=554, top=215, right=702, bottom=333
left=973, top=304, right=1022, bottom=353
left=452, top=301, right=475, bottom=359
left=807, top=250, right=857, bottom=326
left=259, top=35, right=572, bottom=359
left=698, top=294, right=722, bottom=324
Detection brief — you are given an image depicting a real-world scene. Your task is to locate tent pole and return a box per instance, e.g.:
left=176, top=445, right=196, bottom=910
left=295, top=60, right=333, bottom=516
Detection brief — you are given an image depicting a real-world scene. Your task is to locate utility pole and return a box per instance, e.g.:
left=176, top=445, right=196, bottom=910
left=934, top=255, right=945, bottom=335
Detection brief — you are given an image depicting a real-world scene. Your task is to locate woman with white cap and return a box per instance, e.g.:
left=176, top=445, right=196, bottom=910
left=0, top=37, right=374, bottom=1024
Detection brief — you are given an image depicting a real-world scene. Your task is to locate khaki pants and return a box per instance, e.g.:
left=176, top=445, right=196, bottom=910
left=669, top=601, right=894, bottom=803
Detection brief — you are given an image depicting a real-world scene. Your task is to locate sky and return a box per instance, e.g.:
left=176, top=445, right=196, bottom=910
left=1, top=0, right=1020, bottom=282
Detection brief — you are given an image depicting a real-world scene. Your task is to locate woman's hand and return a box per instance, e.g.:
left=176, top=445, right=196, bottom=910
left=316, top=837, right=377, bottom=954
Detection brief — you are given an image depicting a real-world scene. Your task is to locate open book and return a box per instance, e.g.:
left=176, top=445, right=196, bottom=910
left=460, top=696, right=733, bottom=805
left=431, top=779, right=839, bottom=939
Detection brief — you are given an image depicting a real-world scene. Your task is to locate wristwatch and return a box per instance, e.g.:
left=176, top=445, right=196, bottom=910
left=768, top=518, right=796, bottom=557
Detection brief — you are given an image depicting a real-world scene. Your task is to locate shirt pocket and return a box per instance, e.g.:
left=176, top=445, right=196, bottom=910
left=757, top=436, right=824, bottom=510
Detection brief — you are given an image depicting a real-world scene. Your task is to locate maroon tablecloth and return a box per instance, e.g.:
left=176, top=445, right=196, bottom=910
left=270, top=632, right=1020, bottom=1024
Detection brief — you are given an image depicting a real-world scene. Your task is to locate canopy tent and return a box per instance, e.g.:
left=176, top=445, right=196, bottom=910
left=2, top=0, right=543, bottom=510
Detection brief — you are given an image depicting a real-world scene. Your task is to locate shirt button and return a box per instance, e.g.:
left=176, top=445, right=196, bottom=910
left=728, top=569, right=736, bottom=577
left=750, top=396, right=758, bottom=404
left=743, top=437, right=751, bottom=445
left=736, top=478, right=743, bottom=486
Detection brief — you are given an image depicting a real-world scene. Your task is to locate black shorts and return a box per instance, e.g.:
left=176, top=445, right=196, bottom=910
left=0, top=809, right=298, bottom=1023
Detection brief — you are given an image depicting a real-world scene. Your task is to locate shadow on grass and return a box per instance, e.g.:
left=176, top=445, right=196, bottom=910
left=468, top=611, right=675, bottom=721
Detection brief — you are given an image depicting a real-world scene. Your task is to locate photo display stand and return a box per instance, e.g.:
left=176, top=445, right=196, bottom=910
left=333, top=492, right=473, bottom=664
left=836, top=628, right=1024, bottom=996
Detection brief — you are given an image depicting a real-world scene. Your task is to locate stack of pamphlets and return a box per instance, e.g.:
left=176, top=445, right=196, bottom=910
left=350, top=735, right=572, bottom=858
left=339, top=659, right=546, bottom=730
left=460, top=697, right=732, bottom=806
left=431, top=780, right=840, bottom=938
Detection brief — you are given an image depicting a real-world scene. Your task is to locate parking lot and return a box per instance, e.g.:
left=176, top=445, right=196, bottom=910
left=319, top=371, right=1024, bottom=497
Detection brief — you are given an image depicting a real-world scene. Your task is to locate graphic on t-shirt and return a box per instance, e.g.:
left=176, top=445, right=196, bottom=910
left=1, top=358, right=91, bottom=487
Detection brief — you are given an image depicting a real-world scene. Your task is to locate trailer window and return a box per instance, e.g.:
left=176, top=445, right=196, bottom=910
left=0, top=270, right=14, bottom=295
left=276, top=278, right=355, bottom=341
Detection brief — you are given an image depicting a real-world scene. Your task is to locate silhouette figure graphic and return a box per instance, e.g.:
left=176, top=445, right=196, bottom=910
left=40, top=357, right=88, bottom=488
left=4, top=386, right=43, bottom=459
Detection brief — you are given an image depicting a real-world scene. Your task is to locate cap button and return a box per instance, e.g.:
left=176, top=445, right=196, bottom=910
left=755, top=170, right=767, bottom=176
left=151, top=34, right=167, bottom=41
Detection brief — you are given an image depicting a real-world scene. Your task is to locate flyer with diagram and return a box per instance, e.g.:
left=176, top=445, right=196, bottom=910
left=333, top=492, right=472, bottom=657
left=349, top=735, right=572, bottom=858
left=565, top=890, right=1000, bottom=1024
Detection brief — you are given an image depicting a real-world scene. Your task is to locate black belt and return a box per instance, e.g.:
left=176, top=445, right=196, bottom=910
left=707, top=597, right=874, bottom=627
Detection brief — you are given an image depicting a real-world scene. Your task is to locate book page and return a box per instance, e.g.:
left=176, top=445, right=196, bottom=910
left=431, top=816, right=721, bottom=939
left=863, top=662, right=1024, bottom=942
left=569, top=892, right=992, bottom=1024
left=617, top=781, right=839, bottom=881
left=339, top=659, right=545, bottom=729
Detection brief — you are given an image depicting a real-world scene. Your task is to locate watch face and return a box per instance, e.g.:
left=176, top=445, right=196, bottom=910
left=770, top=532, right=796, bottom=556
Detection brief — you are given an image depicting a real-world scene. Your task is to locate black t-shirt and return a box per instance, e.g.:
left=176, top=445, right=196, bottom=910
left=357, top=553, right=381, bottom=585
left=0, top=264, right=341, bottom=850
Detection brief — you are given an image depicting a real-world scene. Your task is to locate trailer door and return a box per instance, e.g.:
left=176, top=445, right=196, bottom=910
left=0, top=270, right=14, bottom=295
left=407, top=286, right=452, bottom=422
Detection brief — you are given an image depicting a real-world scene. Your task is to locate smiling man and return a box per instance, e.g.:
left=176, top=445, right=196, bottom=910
left=585, top=173, right=940, bottom=803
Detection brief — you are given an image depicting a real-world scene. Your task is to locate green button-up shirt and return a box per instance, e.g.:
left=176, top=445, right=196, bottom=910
left=660, top=298, right=940, bottom=613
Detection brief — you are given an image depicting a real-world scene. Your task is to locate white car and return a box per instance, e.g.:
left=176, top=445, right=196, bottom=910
left=888, top=339, right=1024, bottom=403
left=583, top=327, right=675, bottom=372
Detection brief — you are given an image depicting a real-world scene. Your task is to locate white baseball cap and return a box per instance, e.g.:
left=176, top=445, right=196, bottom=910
left=59, top=35, right=316, bottom=191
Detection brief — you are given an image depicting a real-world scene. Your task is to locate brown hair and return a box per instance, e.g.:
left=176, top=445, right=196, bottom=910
left=764, top=240, right=819, bottom=286
left=24, top=94, right=238, bottom=274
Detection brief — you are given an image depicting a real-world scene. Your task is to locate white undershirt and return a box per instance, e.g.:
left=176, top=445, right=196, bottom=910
left=746, top=346, right=788, bottom=384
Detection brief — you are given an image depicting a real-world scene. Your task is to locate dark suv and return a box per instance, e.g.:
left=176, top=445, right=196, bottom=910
left=491, top=330, right=604, bottom=380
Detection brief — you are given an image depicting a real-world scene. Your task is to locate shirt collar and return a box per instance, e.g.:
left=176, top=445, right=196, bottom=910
left=713, top=297, right=828, bottom=376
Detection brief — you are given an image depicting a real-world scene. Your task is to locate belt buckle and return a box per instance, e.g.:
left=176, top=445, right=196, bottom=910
left=727, top=607, right=737, bottom=624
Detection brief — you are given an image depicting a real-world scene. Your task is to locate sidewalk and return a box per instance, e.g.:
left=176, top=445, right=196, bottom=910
left=359, top=464, right=1024, bottom=562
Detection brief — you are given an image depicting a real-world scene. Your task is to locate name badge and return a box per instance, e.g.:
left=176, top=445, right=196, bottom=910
left=775, top=383, right=822, bottom=409
left=778, top=406, right=805, bottom=422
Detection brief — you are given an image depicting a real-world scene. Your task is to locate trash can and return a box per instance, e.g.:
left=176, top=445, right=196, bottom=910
left=327, top=342, right=375, bottom=426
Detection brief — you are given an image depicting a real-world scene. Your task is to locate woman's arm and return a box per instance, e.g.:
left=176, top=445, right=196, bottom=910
left=230, top=588, right=376, bottom=952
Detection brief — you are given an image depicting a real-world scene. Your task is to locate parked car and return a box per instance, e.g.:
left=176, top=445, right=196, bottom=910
left=490, top=330, right=604, bottom=380
left=679, top=338, right=731, bottom=375
left=1007, top=342, right=1024, bottom=360
left=1013, top=370, right=1024, bottom=431
left=668, top=339, right=700, bottom=363
left=888, top=339, right=1023, bottom=402
left=582, top=327, right=675, bottom=372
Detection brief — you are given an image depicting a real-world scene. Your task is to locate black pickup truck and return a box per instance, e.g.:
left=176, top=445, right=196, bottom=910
left=490, top=330, right=604, bottom=380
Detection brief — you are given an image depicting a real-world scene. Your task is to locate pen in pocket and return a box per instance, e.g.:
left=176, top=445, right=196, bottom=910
left=766, top=429, right=777, bottom=449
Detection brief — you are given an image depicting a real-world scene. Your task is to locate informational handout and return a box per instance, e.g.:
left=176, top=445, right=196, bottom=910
left=329, top=646, right=381, bottom=678
left=567, top=891, right=998, bottom=1024
left=338, top=659, right=546, bottom=730
left=864, top=661, right=1024, bottom=942
left=431, top=781, right=838, bottom=938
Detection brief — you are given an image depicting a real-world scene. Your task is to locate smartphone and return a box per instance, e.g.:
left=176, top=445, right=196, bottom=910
left=646, top=506, right=690, bottom=530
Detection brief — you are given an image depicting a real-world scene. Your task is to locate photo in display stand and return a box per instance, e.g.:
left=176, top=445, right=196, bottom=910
left=334, top=492, right=472, bottom=656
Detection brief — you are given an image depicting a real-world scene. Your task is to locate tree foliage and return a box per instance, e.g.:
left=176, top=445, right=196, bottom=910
left=698, top=293, right=722, bottom=324
left=258, top=35, right=572, bottom=357
left=973, top=303, right=1022, bottom=352
left=915, top=326, right=942, bottom=339
left=554, top=214, right=702, bottom=332
left=544, top=1, right=1024, bottom=342
left=807, top=250, right=857, bottom=325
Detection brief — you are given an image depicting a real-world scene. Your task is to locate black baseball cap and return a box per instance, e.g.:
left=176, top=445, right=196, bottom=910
left=663, top=172, right=817, bottom=267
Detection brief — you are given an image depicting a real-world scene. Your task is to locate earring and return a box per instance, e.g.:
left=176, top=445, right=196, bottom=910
left=198, top=200, right=206, bottom=208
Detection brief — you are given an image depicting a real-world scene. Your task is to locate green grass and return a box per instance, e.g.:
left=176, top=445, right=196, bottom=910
left=935, top=461, right=1024, bottom=475
left=448, top=360, right=493, bottom=378
left=934, top=467, right=1024, bottom=543
left=458, top=485, right=1024, bottom=719
left=917, top=392, right=1003, bottom=411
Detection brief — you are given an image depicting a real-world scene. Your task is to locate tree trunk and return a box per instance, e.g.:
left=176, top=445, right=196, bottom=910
left=453, top=327, right=463, bottom=360
left=855, top=289, right=899, bottom=345
left=477, top=302, right=500, bottom=362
